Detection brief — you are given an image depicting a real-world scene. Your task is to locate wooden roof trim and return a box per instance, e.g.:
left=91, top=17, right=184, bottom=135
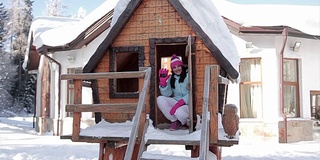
left=70, top=20, right=112, bottom=49
left=70, top=9, right=115, bottom=49
left=83, top=0, right=143, bottom=73
left=169, top=0, right=239, bottom=79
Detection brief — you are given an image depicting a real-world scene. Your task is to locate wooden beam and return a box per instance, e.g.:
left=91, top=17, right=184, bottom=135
left=66, top=103, right=138, bottom=113
left=61, top=71, right=146, bottom=80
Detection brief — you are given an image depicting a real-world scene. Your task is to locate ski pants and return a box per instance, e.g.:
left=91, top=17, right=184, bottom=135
left=157, top=96, right=189, bottom=125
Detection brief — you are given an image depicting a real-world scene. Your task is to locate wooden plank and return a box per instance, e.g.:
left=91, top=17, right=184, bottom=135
left=61, top=70, right=146, bottom=80
left=209, top=66, right=219, bottom=144
left=60, top=135, right=130, bottom=142
left=99, top=143, right=105, bottom=160
left=187, top=35, right=194, bottom=133
left=199, top=66, right=211, bottom=160
left=66, top=103, right=138, bottom=113
left=137, top=70, right=147, bottom=141
left=72, top=79, right=82, bottom=141
left=217, top=140, right=239, bottom=147
left=137, top=119, right=150, bottom=159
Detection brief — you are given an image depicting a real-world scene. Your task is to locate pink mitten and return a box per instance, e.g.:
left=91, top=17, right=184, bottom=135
left=159, top=68, right=169, bottom=87
left=170, top=99, right=185, bottom=115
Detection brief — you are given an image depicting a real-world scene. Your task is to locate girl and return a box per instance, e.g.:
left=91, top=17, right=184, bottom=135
left=157, top=54, right=189, bottom=131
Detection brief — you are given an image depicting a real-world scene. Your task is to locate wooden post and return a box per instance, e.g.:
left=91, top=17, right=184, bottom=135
left=209, top=65, right=218, bottom=144
left=209, top=65, right=220, bottom=160
left=72, top=79, right=82, bottom=141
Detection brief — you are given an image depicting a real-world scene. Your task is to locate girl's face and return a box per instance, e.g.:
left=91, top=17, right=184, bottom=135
left=172, top=65, right=182, bottom=75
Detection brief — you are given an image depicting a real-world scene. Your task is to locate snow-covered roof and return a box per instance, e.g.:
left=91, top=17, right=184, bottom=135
left=179, top=0, right=240, bottom=76
left=30, top=0, right=119, bottom=49
left=213, top=0, right=320, bottom=36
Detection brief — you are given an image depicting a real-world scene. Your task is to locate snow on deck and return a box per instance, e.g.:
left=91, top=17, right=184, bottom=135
left=79, top=117, right=240, bottom=142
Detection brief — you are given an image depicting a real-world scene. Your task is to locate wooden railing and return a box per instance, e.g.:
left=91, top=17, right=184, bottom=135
left=199, top=65, right=229, bottom=159
left=60, top=67, right=151, bottom=159
left=124, top=67, right=151, bottom=160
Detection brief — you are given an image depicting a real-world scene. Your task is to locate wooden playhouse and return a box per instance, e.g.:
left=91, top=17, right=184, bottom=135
left=61, top=0, right=240, bottom=159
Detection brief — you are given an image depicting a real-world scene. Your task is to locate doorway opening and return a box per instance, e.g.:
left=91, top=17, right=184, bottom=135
left=155, top=44, right=187, bottom=126
left=148, top=37, right=196, bottom=128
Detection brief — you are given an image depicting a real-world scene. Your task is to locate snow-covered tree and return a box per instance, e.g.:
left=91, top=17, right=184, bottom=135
left=5, top=0, right=35, bottom=115
left=44, top=0, right=67, bottom=17
left=7, top=0, right=32, bottom=56
left=0, top=2, right=9, bottom=50
left=73, top=7, right=87, bottom=19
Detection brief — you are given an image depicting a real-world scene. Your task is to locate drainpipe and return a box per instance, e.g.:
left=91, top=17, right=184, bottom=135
left=42, top=49, right=62, bottom=136
left=279, top=28, right=288, bottom=143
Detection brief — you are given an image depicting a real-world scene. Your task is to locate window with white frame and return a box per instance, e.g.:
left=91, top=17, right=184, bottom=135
left=239, top=58, right=262, bottom=118
left=283, top=58, right=300, bottom=117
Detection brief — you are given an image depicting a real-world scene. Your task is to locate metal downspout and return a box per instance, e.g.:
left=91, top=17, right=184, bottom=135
left=280, top=28, right=288, bottom=143
left=42, top=49, right=62, bottom=136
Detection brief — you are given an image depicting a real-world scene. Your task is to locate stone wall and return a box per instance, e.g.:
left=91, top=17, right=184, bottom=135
left=279, top=119, right=313, bottom=143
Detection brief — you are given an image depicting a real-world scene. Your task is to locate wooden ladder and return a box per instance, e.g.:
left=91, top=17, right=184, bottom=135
left=138, top=65, right=233, bottom=160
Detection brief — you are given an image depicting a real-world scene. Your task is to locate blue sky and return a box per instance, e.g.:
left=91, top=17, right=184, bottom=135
left=0, top=0, right=105, bottom=17
left=0, top=0, right=319, bottom=17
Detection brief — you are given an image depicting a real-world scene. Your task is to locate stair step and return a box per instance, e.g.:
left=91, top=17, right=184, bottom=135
left=140, top=152, right=197, bottom=160
left=145, top=128, right=201, bottom=145
left=140, top=145, right=218, bottom=160
left=146, top=139, right=200, bottom=145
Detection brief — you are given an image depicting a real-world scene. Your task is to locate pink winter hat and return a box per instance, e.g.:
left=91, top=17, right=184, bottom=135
left=170, top=54, right=183, bottom=68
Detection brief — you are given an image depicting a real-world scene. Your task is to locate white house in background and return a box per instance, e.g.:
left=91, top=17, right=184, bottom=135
left=214, top=0, right=320, bottom=143
left=23, top=0, right=120, bottom=135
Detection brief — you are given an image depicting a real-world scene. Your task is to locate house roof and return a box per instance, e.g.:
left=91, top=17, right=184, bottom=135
left=83, top=0, right=240, bottom=80
left=214, top=0, right=320, bottom=36
left=23, top=0, right=119, bottom=70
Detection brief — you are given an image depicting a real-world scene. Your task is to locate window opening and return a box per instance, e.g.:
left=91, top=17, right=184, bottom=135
left=239, top=58, right=262, bottom=118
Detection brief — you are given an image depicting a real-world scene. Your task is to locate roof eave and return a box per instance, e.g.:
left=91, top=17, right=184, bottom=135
left=223, top=17, right=320, bottom=40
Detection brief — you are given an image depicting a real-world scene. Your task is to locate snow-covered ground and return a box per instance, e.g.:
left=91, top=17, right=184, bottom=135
left=0, top=116, right=319, bottom=160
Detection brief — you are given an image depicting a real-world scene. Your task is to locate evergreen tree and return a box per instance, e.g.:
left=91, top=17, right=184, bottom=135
left=0, top=50, right=18, bottom=116
left=20, top=0, right=35, bottom=114
left=6, top=0, right=35, bottom=114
